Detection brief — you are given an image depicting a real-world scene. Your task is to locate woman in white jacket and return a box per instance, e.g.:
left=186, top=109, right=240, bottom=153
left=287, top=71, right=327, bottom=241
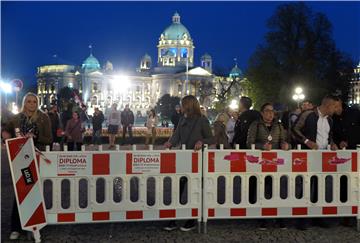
left=145, top=109, right=158, bottom=145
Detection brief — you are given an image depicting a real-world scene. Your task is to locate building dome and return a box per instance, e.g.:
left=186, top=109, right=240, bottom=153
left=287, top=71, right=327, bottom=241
left=229, top=64, right=243, bottom=78
left=82, top=54, right=101, bottom=71
left=201, top=53, right=212, bottom=59
left=161, top=12, right=191, bottom=40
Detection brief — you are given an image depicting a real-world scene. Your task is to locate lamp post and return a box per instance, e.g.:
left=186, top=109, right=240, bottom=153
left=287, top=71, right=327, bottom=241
left=292, top=87, right=305, bottom=108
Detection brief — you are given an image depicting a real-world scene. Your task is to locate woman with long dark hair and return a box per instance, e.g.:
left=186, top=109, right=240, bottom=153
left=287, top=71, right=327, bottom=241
left=164, top=95, right=214, bottom=232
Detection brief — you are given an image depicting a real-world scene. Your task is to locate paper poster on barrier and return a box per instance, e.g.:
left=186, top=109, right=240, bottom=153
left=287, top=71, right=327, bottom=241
left=6, top=137, right=47, bottom=242
left=132, top=152, right=161, bottom=173
left=57, top=153, right=91, bottom=176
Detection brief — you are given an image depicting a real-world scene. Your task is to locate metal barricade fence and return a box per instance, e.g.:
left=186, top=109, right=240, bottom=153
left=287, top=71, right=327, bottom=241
left=38, top=145, right=202, bottom=228
left=202, top=146, right=360, bottom=233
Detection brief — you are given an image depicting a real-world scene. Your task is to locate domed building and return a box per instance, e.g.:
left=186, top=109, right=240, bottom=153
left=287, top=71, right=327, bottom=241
left=37, top=12, right=247, bottom=116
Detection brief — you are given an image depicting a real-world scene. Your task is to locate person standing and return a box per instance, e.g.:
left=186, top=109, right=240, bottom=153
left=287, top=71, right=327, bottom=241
left=91, top=107, right=105, bottom=146
left=246, top=103, right=289, bottom=230
left=2, top=92, right=52, bottom=240
left=292, top=95, right=339, bottom=229
left=232, top=96, right=261, bottom=148
left=213, top=113, right=231, bottom=149
left=164, top=95, right=214, bottom=232
left=65, top=111, right=84, bottom=151
left=145, top=109, right=158, bottom=145
left=48, top=105, right=60, bottom=151
left=121, top=104, right=134, bottom=144
left=247, top=103, right=289, bottom=150
left=60, top=103, right=73, bottom=150
left=107, top=103, right=121, bottom=149
left=171, top=104, right=182, bottom=130
left=226, top=110, right=239, bottom=146
left=292, top=95, right=338, bottom=150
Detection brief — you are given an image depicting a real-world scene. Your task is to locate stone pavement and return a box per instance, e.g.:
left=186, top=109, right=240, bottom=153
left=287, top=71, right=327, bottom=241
left=1, top=146, right=360, bottom=242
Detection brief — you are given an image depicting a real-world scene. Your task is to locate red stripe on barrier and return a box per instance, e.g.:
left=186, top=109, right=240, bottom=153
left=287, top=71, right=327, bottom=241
left=261, top=152, right=277, bottom=172
left=292, top=207, right=308, bottom=215
left=192, top=208, right=198, bottom=217
left=126, top=153, right=133, bottom=174
left=93, top=154, right=110, bottom=175
left=352, top=152, right=357, bottom=172
left=322, top=207, right=337, bottom=215
left=126, top=211, right=143, bottom=219
left=93, top=212, right=110, bottom=221
left=159, top=209, right=176, bottom=218
left=160, top=153, right=176, bottom=173
left=292, top=152, right=307, bottom=172
left=16, top=160, right=38, bottom=204
left=352, top=206, right=358, bottom=214
left=57, top=213, right=75, bottom=222
left=322, top=152, right=337, bottom=172
left=208, top=152, right=215, bottom=172
left=230, top=152, right=246, bottom=172
left=24, top=203, right=46, bottom=227
left=57, top=173, right=76, bottom=176
left=8, top=137, right=28, bottom=161
left=208, top=208, right=215, bottom=217
left=262, top=208, right=277, bottom=216
left=192, top=153, right=198, bottom=173
left=230, top=208, right=246, bottom=217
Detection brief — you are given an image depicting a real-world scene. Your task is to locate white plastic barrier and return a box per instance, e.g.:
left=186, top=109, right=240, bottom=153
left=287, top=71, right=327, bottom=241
left=38, top=146, right=202, bottom=228
left=202, top=147, right=360, bottom=233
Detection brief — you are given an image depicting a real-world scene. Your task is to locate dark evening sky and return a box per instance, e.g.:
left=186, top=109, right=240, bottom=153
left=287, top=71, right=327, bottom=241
left=1, top=1, right=360, bottom=89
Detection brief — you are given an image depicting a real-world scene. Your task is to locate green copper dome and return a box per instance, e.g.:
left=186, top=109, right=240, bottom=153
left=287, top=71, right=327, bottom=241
left=162, top=13, right=191, bottom=40
left=82, top=54, right=100, bottom=70
left=229, top=65, right=243, bottom=78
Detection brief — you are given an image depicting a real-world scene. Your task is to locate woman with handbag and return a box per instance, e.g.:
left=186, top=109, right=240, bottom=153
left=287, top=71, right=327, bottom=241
left=163, top=95, right=214, bottom=232
left=65, top=111, right=84, bottom=151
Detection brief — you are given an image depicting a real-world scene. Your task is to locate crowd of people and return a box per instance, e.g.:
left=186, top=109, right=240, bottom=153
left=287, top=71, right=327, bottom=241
left=2, top=92, right=360, bottom=238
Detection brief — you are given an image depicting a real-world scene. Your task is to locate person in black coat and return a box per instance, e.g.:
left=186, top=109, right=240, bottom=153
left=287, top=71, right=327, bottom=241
left=170, top=105, right=182, bottom=130
left=91, top=107, right=105, bottom=145
left=333, top=101, right=360, bottom=149
left=232, top=96, right=261, bottom=148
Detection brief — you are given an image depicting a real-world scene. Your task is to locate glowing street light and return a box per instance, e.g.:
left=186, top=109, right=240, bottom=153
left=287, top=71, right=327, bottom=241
left=229, top=99, right=239, bottom=110
left=292, top=87, right=305, bottom=108
left=0, top=81, right=12, bottom=93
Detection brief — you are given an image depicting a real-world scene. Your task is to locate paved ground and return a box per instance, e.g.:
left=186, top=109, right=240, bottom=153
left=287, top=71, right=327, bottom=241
left=2, top=145, right=360, bottom=242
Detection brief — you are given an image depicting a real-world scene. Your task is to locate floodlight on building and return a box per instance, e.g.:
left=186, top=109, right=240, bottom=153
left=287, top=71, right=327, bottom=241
left=112, top=75, right=130, bottom=93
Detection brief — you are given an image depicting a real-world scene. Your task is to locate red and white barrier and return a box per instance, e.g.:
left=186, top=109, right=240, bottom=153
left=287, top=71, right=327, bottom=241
left=38, top=146, right=202, bottom=227
left=6, top=137, right=47, bottom=242
left=202, top=148, right=360, bottom=233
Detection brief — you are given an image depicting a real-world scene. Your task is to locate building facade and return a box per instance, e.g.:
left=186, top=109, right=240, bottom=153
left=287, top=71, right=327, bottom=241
left=349, top=62, right=360, bottom=105
left=37, top=13, right=247, bottom=116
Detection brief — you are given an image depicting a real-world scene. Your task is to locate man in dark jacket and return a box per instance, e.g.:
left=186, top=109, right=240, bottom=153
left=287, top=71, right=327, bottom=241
left=171, top=105, right=182, bottom=130
left=121, top=104, right=135, bottom=143
left=292, top=95, right=339, bottom=150
left=232, top=96, right=261, bottom=148
left=333, top=101, right=360, bottom=149
left=48, top=105, right=60, bottom=150
left=91, top=107, right=104, bottom=145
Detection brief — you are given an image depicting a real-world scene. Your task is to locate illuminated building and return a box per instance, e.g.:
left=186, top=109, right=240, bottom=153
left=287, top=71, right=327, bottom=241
left=37, top=12, right=247, bottom=115
left=349, top=62, right=360, bottom=105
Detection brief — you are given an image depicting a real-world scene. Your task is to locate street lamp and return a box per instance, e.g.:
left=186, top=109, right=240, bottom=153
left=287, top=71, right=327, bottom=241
left=292, top=87, right=305, bottom=108
left=0, top=81, right=13, bottom=103
left=229, top=99, right=239, bottom=110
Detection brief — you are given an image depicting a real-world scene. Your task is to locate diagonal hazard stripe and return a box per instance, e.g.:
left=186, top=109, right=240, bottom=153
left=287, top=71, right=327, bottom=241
left=10, top=139, right=36, bottom=183
left=18, top=181, right=43, bottom=226
left=7, top=137, right=29, bottom=161
left=24, top=203, right=46, bottom=227
left=16, top=160, right=38, bottom=204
